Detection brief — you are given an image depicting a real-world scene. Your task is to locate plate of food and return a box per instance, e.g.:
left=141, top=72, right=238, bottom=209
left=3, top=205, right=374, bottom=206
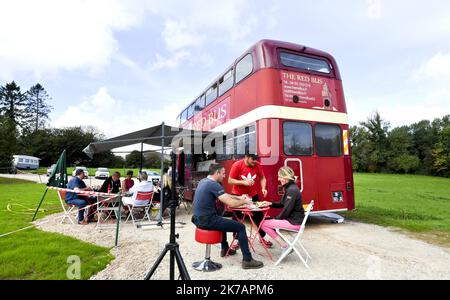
left=255, top=201, right=271, bottom=208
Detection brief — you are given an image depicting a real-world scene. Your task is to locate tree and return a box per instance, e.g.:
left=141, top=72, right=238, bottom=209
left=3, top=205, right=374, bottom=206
left=360, top=111, right=390, bottom=172
left=410, top=120, right=436, bottom=174
left=25, top=84, right=53, bottom=133
left=0, top=117, right=18, bottom=172
left=91, top=151, right=125, bottom=168
left=0, top=81, right=27, bottom=129
left=349, top=125, right=370, bottom=172
left=431, top=125, right=450, bottom=177
left=144, top=152, right=163, bottom=168
left=126, top=151, right=142, bottom=168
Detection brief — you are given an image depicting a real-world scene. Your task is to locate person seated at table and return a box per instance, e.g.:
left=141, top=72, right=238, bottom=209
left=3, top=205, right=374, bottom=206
left=191, top=164, right=264, bottom=270
left=121, top=170, right=135, bottom=192
left=99, top=172, right=121, bottom=193
left=152, top=168, right=171, bottom=216
left=227, top=153, right=272, bottom=248
left=65, top=168, right=93, bottom=225
left=121, top=172, right=153, bottom=213
left=261, top=166, right=305, bottom=255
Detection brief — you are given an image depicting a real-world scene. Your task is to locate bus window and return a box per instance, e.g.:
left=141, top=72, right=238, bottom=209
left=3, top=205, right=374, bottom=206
left=235, top=128, right=246, bottom=159
left=187, top=103, right=195, bottom=120
left=195, top=95, right=205, bottom=112
left=235, top=54, right=253, bottom=84
left=205, top=84, right=218, bottom=106
left=219, top=69, right=234, bottom=96
left=315, top=124, right=342, bottom=157
left=180, top=109, right=187, bottom=124
left=283, top=122, right=313, bottom=156
left=247, top=125, right=256, bottom=154
left=234, top=125, right=256, bottom=159
left=280, top=52, right=331, bottom=74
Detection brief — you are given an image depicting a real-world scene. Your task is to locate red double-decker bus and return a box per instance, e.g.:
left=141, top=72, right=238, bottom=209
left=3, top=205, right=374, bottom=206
left=176, top=39, right=354, bottom=215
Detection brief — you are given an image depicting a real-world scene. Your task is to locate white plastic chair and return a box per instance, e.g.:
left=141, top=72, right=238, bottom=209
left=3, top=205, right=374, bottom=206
left=58, top=190, right=76, bottom=224
left=125, top=191, right=153, bottom=227
left=275, top=200, right=314, bottom=268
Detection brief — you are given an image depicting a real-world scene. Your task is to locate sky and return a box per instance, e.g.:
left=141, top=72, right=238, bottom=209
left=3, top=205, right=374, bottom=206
left=1, top=0, right=450, bottom=142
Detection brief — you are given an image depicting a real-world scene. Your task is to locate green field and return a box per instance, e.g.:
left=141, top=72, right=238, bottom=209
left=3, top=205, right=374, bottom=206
left=345, top=173, right=450, bottom=246
left=0, top=178, right=113, bottom=279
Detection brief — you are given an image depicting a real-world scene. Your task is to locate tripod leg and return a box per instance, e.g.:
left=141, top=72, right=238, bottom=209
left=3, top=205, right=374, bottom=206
left=174, top=247, right=191, bottom=280
left=170, top=249, right=175, bottom=280
left=144, top=246, right=169, bottom=280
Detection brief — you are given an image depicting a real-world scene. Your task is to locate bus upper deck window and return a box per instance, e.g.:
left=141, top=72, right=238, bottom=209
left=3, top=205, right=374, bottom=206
left=205, top=85, right=218, bottom=106
left=187, top=103, right=195, bottom=119
left=235, top=54, right=253, bottom=83
left=195, top=95, right=205, bottom=112
left=280, top=52, right=331, bottom=74
left=219, top=69, right=234, bottom=96
left=180, top=109, right=187, bottom=123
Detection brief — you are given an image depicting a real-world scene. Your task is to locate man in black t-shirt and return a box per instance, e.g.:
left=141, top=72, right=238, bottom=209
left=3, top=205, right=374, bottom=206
left=99, top=172, right=121, bottom=193
left=192, top=164, right=264, bottom=270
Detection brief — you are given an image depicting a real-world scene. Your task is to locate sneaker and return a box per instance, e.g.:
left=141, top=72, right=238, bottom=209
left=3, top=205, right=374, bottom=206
left=221, top=248, right=237, bottom=257
left=242, top=258, right=264, bottom=270
left=230, top=241, right=240, bottom=250
left=260, top=238, right=273, bottom=248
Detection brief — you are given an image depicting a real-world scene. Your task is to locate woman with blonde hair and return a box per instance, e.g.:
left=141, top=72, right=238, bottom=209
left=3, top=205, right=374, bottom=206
left=261, top=166, right=305, bottom=254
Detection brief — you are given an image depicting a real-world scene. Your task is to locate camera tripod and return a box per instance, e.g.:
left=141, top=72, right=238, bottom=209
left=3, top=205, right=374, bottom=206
left=144, top=152, right=190, bottom=280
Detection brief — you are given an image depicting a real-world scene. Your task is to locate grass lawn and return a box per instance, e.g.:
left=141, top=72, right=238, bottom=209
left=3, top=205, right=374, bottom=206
left=0, top=178, right=113, bottom=279
left=344, top=173, right=450, bottom=247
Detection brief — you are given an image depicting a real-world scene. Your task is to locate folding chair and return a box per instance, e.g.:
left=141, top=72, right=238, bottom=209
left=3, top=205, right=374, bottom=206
left=96, top=194, right=120, bottom=228
left=275, top=200, right=314, bottom=268
left=125, top=191, right=153, bottom=227
left=58, top=190, right=76, bottom=224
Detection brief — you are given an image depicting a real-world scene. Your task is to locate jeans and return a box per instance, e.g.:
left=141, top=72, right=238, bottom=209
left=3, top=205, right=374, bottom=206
left=192, top=214, right=253, bottom=262
left=66, top=199, right=87, bottom=222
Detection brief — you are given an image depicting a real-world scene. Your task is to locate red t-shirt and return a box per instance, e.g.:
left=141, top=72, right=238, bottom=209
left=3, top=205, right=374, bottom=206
left=229, top=159, right=265, bottom=197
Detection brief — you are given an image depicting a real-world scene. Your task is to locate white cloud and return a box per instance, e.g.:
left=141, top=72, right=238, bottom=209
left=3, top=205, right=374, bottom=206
left=162, top=20, right=206, bottom=52
left=376, top=89, right=450, bottom=127
left=414, top=53, right=450, bottom=81
left=366, top=0, right=382, bottom=20
left=53, top=87, right=182, bottom=139
left=0, top=0, right=146, bottom=78
left=151, top=51, right=191, bottom=70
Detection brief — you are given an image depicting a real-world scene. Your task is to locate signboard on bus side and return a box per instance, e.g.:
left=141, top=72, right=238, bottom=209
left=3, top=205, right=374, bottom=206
left=187, top=96, right=231, bottom=132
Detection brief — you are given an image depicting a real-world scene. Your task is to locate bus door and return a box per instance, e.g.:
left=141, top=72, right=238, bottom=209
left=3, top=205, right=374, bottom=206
left=313, top=123, right=348, bottom=212
left=281, top=121, right=317, bottom=208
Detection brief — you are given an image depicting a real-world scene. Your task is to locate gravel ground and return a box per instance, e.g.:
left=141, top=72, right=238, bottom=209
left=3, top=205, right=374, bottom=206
left=35, top=207, right=450, bottom=280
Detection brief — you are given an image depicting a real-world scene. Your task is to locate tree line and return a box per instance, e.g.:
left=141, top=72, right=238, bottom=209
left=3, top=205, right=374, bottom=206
left=0, top=81, right=163, bottom=171
left=351, top=112, right=450, bottom=177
